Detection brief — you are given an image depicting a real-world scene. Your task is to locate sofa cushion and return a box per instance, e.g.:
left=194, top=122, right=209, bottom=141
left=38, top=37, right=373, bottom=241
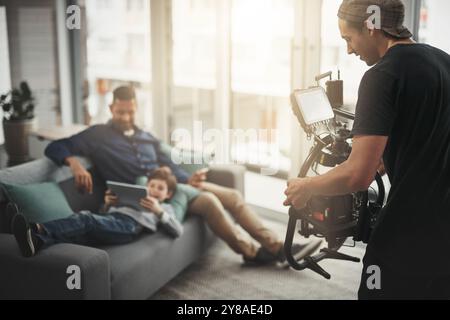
left=169, top=184, right=200, bottom=222
left=1, top=182, right=74, bottom=223
left=103, top=215, right=215, bottom=300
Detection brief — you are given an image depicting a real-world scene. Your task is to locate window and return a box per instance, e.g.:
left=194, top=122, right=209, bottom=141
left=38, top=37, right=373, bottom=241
left=320, top=0, right=369, bottom=108
left=230, top=0, right=294, bottom=176
left=85, top=0, right=152, bottom=129
left=171, top=0, right=296, bottom=176
left=97, top=0, right=111, bottom=10
left=0, top=6, right=11, bottom=144
left=171, top=0, right=217, bottom=145
left=419, top=0, right=450, bottom=53
left=127, top=0, right=145, bottom=12
left=170, top=0, right=299, bottom=213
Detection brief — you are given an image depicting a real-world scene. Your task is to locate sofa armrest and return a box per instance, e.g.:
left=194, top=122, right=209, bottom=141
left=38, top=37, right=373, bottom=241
left=0, top=234, right=110, bottom=300
left=207, top=165, right=246, bottom=196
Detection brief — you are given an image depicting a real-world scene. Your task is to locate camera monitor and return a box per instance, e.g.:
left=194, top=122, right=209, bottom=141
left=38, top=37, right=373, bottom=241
left=290, top=87, right=335, bottom=133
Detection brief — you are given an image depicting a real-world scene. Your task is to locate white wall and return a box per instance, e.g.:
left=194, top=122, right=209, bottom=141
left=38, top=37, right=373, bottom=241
left=0, top=6, right=12, bottom=145
left=425, top=0, right=450, bottom=53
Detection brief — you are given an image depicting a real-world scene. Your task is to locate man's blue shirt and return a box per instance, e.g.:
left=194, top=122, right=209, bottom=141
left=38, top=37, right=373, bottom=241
left=44, top=122, right=190, bottom=184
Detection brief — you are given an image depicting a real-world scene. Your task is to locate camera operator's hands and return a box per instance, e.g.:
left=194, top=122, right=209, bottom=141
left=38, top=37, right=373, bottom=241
left=284, top=177, right=313, bottom=210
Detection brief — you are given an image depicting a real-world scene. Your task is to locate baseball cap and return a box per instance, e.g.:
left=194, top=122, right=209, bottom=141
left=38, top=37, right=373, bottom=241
left=338, top=0, right=413, bottom=39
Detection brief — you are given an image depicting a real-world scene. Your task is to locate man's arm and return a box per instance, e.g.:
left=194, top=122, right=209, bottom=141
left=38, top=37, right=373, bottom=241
left=45, top=127, right=97, bottom=194
left=284, top=70, right=396, bottom=209
left=309, top=135, right=388, bottom=194
left=64, top=157, right=93, bottom=194
left=45, top=127, right=96, bottom=166
left=284, top=136, right=388, bottom=209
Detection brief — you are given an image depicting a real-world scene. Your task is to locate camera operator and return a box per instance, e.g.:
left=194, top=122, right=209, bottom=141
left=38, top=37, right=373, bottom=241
left=284, top=0, right=450, bottom=300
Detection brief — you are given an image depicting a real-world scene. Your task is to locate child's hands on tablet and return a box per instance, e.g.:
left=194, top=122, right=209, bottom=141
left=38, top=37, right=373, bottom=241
left=104, top=189, right=119, bottom=207
left=140, top=196, right=164, bottom=217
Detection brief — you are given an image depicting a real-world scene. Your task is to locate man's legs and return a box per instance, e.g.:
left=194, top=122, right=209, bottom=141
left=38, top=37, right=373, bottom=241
left=200, top=182, right=283, bottom=255
left=188, top=192, right=259, bottom=259
left=192, top=183, right=283, bottom=257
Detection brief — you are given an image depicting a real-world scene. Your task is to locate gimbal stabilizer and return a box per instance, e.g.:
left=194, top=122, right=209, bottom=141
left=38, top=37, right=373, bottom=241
left=284, top=87, right=385, bottom=279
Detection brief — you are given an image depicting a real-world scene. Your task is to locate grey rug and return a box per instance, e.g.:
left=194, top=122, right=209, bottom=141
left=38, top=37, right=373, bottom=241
left=151, top=220, right=365, bottom=300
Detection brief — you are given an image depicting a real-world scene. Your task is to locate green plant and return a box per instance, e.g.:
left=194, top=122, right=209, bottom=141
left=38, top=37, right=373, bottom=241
left=0, top=81, right=35, bottom=122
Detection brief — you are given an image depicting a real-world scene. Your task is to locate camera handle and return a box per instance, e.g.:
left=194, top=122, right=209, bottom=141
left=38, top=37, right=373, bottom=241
left=284, top=206, right=361, bottom=279
left=284, top=208, right=331, bottom=279
left=284, top=208, right=329, bottom=276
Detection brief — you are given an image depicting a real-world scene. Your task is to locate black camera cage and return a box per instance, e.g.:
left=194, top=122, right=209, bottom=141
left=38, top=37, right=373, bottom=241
left=283, top=101, right=385, bottom=280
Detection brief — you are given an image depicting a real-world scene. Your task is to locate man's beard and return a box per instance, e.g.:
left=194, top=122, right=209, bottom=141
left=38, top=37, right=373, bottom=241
left=111, top=121, right=135, bottom=135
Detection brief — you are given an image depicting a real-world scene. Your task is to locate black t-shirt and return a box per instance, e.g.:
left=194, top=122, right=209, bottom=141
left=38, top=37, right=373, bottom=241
left=352, top=43, right=450, bottom=275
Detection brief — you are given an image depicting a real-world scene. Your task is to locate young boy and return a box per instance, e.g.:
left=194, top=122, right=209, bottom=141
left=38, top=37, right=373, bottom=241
left=11, top=168, right=182, bottom=258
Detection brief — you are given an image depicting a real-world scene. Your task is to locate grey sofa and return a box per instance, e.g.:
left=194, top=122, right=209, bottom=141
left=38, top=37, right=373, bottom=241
left=0, top=157, right=245, bottom=300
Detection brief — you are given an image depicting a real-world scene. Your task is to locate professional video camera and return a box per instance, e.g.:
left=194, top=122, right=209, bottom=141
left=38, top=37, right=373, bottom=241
left=283, top=72, right=385, bottom=279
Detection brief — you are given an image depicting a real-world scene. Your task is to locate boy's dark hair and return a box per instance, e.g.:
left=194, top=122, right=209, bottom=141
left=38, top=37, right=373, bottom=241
left=147, top=168, right=178, bottom=195
left=113, top=86, right=136, bottom=103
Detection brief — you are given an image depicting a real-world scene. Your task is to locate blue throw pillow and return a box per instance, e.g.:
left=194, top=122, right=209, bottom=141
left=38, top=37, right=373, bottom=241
left=1, top=182, right=74, bottom=223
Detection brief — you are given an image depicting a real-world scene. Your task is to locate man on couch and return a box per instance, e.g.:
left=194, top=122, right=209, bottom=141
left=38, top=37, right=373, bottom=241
left=44, top=86, right=321, bottom=266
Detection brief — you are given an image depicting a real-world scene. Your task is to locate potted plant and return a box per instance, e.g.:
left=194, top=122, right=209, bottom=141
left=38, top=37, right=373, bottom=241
left=0, top=81, right=36, bottom=166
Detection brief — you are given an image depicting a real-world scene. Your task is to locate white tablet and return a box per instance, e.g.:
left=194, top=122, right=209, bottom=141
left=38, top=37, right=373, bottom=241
left=106, top=181, right=148, bottom=211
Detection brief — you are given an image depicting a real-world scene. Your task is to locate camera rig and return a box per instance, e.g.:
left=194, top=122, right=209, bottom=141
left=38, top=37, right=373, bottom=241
left=284, top=83, right=385, bottom=280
